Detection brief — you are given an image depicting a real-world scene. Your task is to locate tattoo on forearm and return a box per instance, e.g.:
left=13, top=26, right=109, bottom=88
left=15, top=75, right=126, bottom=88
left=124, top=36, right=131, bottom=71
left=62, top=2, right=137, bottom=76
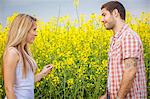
left=125, top=58, right=137, bottom=69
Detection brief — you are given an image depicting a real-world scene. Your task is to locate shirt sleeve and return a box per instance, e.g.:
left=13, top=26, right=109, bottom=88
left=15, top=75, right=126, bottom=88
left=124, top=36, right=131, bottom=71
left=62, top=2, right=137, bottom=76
left=122, top=32, right=140, bottom=60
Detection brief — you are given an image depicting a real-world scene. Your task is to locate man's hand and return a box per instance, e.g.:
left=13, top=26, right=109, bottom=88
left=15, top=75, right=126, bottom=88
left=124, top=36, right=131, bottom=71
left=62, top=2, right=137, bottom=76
left=98, top=93, right=107, bottom=99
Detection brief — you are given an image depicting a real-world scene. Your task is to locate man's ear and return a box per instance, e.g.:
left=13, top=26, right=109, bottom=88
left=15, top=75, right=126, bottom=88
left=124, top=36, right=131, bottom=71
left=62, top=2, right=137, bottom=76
left=112, top=9, right=119, bottom=17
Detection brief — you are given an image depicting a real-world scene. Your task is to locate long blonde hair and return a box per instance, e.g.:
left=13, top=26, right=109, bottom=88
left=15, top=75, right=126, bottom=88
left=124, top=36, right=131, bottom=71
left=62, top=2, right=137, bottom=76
left=5, top=14, right=37, bottom=78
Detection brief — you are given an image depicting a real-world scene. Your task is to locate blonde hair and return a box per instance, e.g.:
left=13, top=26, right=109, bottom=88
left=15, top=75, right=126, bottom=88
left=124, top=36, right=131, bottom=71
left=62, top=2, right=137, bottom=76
left=5, top=14, right=37, bottom=78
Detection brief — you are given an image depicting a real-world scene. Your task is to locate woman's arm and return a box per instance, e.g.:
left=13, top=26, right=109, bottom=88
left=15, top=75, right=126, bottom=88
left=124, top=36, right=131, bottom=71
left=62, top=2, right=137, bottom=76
left=3, top=48, right=19, bottom=99
left=35, top=64, right=53, bottom=82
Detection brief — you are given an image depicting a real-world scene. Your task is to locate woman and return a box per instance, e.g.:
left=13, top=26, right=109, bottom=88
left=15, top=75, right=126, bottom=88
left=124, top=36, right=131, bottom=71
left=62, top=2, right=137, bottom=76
left=3, top=14, right=53, bottom=99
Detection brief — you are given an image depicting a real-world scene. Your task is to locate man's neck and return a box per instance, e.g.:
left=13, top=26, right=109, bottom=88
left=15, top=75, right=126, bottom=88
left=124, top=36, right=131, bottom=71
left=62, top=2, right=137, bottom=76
left=112, top=20, right=125, bottom=35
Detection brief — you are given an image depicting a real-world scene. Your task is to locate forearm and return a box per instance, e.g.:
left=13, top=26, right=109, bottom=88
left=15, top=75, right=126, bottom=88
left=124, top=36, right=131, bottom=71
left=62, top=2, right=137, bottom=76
left=35, top=72, right=44, bottom=82
left=118, top=68, right=136, bottom=98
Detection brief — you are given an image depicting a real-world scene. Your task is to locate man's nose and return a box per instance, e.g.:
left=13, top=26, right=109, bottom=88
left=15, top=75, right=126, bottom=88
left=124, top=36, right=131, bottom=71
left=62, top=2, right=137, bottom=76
left=101, top=17, right=104, bottom=23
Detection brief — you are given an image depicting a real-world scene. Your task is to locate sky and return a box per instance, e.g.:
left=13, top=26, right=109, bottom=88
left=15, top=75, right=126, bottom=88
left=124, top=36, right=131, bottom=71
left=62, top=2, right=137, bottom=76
left=0, top=0, right=150, bottom=27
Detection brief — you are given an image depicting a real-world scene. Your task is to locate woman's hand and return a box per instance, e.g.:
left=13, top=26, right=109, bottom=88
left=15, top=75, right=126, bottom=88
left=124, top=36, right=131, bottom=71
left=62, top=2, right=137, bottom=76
left=35, top=64, right=53, bottom=82
left=40, top=64, right=53, bottom=77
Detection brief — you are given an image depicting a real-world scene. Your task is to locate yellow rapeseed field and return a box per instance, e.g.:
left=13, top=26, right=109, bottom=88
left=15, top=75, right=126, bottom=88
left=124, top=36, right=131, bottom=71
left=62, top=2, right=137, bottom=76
left=0, top=12, right=150, bottom=98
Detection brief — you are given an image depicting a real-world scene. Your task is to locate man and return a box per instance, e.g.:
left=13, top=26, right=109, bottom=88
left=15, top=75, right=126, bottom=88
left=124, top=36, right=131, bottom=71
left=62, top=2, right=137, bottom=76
left=99, top=1, right=147, bottom=99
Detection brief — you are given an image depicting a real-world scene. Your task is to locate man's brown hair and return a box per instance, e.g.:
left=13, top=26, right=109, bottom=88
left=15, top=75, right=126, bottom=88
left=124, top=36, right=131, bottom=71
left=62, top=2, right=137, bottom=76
left=101, top=1, right=126, bottom=20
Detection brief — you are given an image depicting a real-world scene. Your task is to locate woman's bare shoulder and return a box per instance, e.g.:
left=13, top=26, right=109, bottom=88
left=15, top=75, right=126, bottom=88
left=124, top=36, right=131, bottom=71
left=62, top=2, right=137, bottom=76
left=3, top=47, right=19, bottom=62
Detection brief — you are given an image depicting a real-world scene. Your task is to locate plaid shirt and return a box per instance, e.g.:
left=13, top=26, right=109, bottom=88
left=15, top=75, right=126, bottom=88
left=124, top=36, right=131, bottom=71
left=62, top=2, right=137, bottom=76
left=107, top=24, right=147, bottom=99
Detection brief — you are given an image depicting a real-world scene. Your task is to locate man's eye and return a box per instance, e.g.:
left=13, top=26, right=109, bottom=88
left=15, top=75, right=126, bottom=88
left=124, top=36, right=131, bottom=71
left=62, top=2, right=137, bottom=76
left=102, top=14, right=105, bottom=16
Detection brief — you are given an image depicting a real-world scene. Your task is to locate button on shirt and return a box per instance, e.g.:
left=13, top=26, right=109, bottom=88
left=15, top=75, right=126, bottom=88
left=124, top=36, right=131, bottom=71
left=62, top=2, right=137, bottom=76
left=107, top=24, right=147, bottom=99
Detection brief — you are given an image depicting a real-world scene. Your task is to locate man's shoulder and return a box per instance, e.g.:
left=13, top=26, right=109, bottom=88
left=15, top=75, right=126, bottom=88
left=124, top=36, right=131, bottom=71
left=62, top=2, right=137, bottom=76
left=122, top=27, right=143, bottom=46
left=123, top=27, right=140, bottom=40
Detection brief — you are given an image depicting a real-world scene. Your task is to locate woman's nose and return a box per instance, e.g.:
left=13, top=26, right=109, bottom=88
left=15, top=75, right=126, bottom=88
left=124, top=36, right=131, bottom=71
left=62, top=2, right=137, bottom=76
left=34, top=32, right=37, bottom=36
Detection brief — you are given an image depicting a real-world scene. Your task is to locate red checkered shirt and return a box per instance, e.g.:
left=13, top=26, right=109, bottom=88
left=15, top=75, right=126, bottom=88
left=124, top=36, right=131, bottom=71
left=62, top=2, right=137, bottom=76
left=107, top=24, right=147, bottom=99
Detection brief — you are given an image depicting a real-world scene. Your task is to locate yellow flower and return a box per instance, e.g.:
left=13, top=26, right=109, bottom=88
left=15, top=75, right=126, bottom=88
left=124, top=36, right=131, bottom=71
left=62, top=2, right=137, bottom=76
left=52, top=76, right=60, bottom=86
left=67, top=78, right=74, bottom=88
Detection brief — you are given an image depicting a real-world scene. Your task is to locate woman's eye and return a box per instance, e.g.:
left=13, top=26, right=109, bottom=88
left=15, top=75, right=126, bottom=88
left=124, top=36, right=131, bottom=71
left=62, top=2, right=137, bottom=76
left=34, top=28, right=37, bottom=31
